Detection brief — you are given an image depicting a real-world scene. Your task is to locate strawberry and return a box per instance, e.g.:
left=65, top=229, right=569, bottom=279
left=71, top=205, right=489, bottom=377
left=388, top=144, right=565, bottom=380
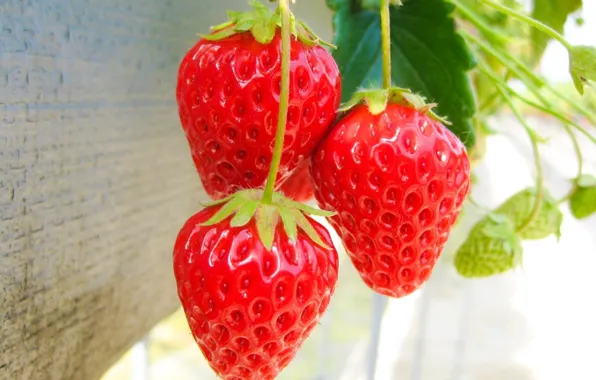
left=278, top=159, right=315, bottom=202
left=173, top=191, right=339, bottom=380
left=176, top=2, right=341, bottom=200
left=310, top=90, right=471, bottom=298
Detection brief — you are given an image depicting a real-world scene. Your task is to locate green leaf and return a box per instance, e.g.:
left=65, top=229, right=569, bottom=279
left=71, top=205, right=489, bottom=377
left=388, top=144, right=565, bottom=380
left=294, top=210, right=330, bottom=249
left=255, top=204, right=279, bottom=250
left=454, top=216, right=523, bottom=278
left=230, top=200, right=259, bottom=227
left=569, top=181, right=596, bottom=220
left=569, top=45, right=596, bottom=95
left=495, top=188, right=563, bottom=240
left=328, top=0, right=477, bottom=147
left=530, top=0, right=582, bottom=59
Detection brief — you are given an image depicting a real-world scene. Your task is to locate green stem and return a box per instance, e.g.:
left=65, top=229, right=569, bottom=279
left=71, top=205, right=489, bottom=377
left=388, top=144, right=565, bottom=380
left=262, top=0, right=291, bottom=204
left=477, top=63, right=544, bottom=234
left=511, top=91, right=596, bottom=145
left=502, top=85, right=584, bottom=203
left=451, top=0, right=509, bottom=45
left=558, top=125, right=583, bottom=204
left=478, top=60, right=587, bottom=205
left=479, top=0, right=573, bottom=50
left=462, top=30, right=596, bottom=126
left=462, top=30, right=541, bottom=87
left=381, top=0, right=392, bottom=89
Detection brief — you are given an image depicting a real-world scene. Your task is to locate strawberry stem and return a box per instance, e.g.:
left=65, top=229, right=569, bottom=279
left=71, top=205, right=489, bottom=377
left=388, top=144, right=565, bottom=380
left=262, top=0, right=291, bottom=204
left=478, top=0, right=573, bottom=51
left=477, top=63, right=545, bottom=234
left=380, top=0, right=392, bottom=90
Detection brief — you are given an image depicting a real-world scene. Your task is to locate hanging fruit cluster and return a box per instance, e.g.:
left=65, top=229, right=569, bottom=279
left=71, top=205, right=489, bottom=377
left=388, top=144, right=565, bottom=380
left=172, top=0, right=596, bottom=378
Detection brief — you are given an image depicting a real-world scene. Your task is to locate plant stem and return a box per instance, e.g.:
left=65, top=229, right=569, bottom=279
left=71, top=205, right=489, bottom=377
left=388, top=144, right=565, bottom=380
left=462, top=30, right=596, bottom=126
left=479, top=0, right=573, bottom=50
left=472, top=49, right=596, bottom=145
left=478, top=60, right=588, bottom=204
left=477, top=63, right=544, bottom=233
left=511, top=91, right=596, bottom=145
left=262, top=0, right=291, bottom=204
left=381, top=0, right=392, bottom=89
left=451, top=0, right=509, bottom=45
left=558, top=125, right=583, bottom=203
left=462, top=30, right=541, bottom=87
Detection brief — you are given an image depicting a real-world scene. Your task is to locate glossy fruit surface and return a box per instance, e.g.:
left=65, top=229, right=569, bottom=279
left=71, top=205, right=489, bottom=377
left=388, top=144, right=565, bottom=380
left=278, top=159, right=315, bottom=202
left=176, top=31, right=341, bottom=199
left=173, top=206, right=339, bottom=380
left=311, top=103, right=470, bottom=297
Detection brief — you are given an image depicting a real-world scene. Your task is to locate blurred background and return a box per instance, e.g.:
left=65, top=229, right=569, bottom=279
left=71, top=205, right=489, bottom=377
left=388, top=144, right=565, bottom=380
left=1, top=0, right=595, bottom=380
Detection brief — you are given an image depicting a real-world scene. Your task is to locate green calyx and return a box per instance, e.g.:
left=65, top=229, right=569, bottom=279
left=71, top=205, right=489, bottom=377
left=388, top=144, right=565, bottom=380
left=339, top=87, right=451, bottom=125
left=569, top=174, right=596, bottom=220
left=200, top=190, right=335, bottom=250
left=202, top=0, right=334, bottom=48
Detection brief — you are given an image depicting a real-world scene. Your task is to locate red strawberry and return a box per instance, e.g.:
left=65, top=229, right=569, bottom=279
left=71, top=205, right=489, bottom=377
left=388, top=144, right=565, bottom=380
left=173, top=201, right=339, bottom=380
left=176, top=4, right=341, bottom=200
left=279, top=159, right=315, bottom=202
left=310, top=94, right=470, bottom=298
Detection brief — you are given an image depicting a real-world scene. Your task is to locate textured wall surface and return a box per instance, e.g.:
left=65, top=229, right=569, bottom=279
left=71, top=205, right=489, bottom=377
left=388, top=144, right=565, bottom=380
left=0, top=1, right=332, bottom=379
left=0, top=0, right=207, bottom=379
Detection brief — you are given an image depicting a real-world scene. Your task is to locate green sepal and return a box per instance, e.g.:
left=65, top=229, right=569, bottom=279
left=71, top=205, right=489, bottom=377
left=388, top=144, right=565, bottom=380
left=200, top=194, right=234, bottom=208
left=488, top=188, right=563, bottom=240
left=569, top=174, right=596, bottom=220
left=339, top=87, right=451, bottom=125
left=230, top=200, right=259, bottom=227
left=280, top=207, right=298, bottom=242
left=198, top=189, right=335, bottom=251
left=569, top=45, right=596, bottom=95
left=274, top=194, right=336, bottom=217
left=495, top=188, right=563, bottom=240
left=256, top=204, right=279, bottom=250
left=293, top=210, right=331, bottom=250
left=201, top=194, right=248, bottom=226
left=201, top=0, right=334, bottom=48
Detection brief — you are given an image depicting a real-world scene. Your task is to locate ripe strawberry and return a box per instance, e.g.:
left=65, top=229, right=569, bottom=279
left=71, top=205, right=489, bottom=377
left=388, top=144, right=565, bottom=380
left=173, top=200, right=339, bottom=380
left=310, top=94, right=470, bottom=298
left=176, top=4, right=341, bottom=200
left=279, top=159, right=315, bottom=202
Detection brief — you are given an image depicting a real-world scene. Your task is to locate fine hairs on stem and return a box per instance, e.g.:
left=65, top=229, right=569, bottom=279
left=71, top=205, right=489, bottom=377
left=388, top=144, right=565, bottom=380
left=380, top=0, right=392, bottom=89
left=261, top=0, right=292, bottom=203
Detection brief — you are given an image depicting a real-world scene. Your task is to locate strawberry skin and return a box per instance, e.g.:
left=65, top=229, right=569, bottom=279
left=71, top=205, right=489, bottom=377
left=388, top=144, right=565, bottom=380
left=173, top=206, right=339, bottom=380
left=310, top=103, right=470, bottom=297
left=176, top=32, right=341, bottom=200
left=278, top=159, right=315, bottom=202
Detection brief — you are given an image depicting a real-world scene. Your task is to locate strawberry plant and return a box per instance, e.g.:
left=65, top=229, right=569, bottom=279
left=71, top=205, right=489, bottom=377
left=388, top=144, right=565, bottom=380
left=173, top=0, right=596, bottom=378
